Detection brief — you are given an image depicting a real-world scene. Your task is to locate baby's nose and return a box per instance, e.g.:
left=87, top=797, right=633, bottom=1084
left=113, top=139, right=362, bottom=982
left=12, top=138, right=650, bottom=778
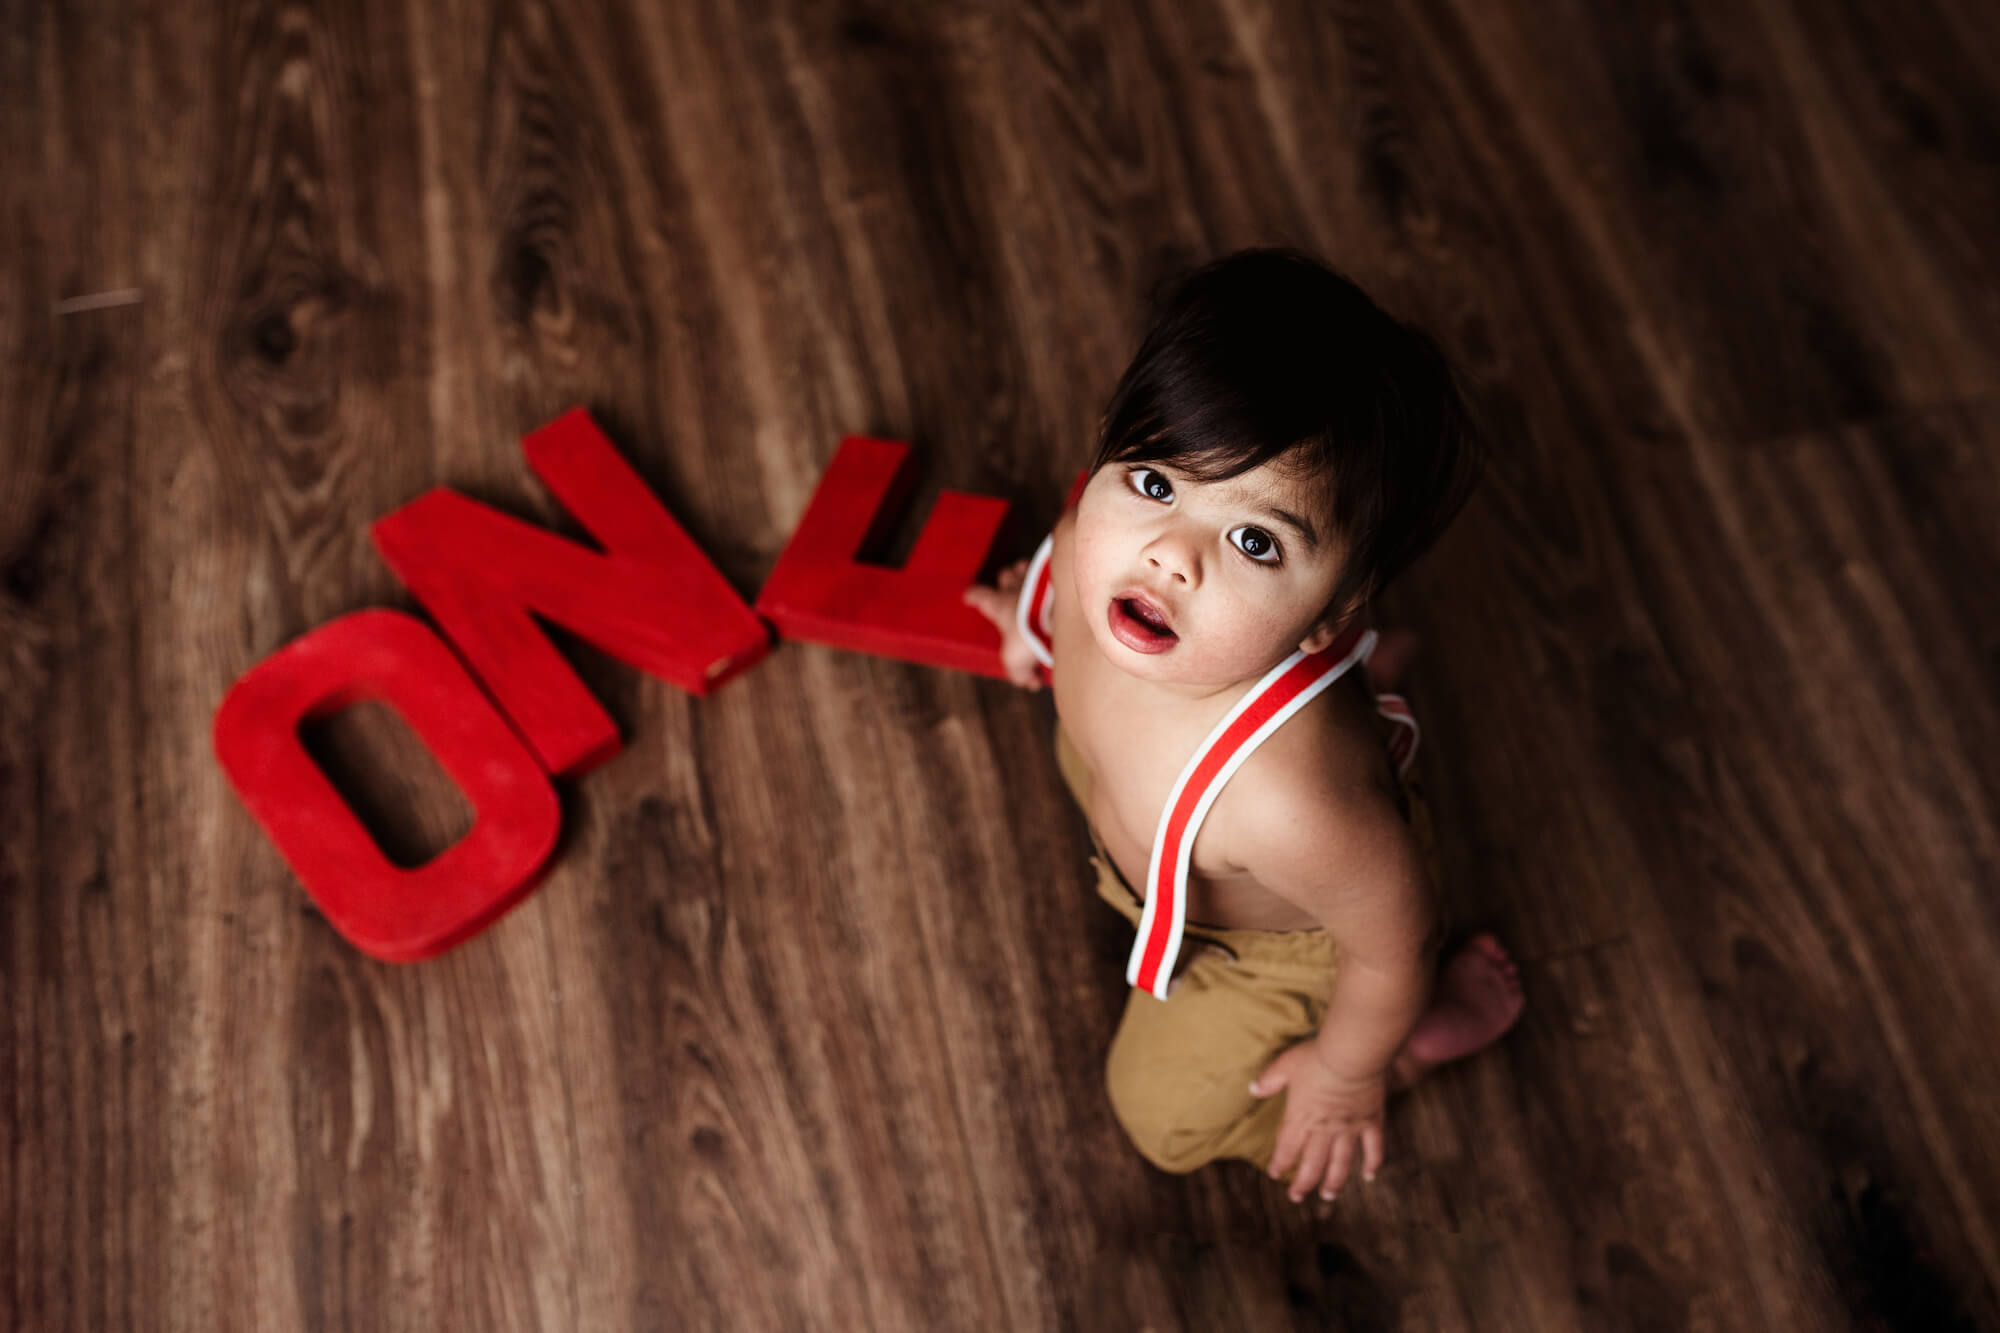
left=1147, top=553, right=1192, bottom=584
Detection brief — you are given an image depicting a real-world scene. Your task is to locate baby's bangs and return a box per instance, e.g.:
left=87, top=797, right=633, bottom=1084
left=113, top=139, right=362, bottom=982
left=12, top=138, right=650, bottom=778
left=1098, top=401, right=1326, bottom=477
left=1104, top=432, right=1268, bottom=483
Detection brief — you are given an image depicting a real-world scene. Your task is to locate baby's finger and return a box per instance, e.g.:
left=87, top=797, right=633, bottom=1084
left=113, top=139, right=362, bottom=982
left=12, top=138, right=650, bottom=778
left=1289, top=1136, right=1332, bottom=1203
left=1361, top=1125, right=1385, bottom=1183
left=1267, top=1125, right=1305, bottom=1184
left=962, top=585, right=1007, bottom=626
left=1320, top=1134, right=1356, bottom=1200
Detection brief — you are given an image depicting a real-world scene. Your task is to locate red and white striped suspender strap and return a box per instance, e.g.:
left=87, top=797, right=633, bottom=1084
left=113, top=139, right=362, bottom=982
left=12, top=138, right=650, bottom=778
left=1016, top=534, right=1056, bottom=672
left=1015, top=470, right=1087, bottom=678
left=1376, top=690, right=1419, bottom=782
left=1127, top=626, right=1370, bottom=997
left=1012, top=530, right=1423, bottom=999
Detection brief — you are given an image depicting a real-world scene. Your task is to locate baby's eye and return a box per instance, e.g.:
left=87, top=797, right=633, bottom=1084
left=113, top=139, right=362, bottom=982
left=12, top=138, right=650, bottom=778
left=1229, top=525, right=1281, bottom=565
left=1127, top=467, right=1174, bottom=503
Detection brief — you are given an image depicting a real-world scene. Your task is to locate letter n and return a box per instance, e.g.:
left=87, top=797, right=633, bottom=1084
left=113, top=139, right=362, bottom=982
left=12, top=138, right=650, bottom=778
left=371, top=409, right=771, bottom=775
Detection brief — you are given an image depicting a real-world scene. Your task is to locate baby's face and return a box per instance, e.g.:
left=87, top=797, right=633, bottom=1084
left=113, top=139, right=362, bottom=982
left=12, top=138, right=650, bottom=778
left=1070, top=457, right=1350, bottom=694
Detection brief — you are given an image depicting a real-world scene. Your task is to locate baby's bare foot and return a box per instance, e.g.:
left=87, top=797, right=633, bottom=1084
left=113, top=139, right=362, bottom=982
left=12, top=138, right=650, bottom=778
left=1399, top=935, right=1524, bottom=1075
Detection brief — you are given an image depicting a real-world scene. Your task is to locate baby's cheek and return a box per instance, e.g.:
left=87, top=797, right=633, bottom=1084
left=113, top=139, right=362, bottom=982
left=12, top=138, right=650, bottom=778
left=1068, top=532, right=1111, bottom=598
left=1201, top=610, right=1299, bottom=678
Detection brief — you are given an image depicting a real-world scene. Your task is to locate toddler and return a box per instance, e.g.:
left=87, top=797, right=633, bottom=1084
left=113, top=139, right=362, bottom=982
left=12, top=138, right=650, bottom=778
left=965, top=250, right=1524, bottom=1203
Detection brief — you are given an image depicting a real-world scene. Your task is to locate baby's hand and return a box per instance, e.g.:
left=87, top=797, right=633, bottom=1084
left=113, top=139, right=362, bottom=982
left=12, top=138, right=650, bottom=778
left=1251, top=1043, right=1388, bottom=1203
left=962, top=559, right=1045, bottom=691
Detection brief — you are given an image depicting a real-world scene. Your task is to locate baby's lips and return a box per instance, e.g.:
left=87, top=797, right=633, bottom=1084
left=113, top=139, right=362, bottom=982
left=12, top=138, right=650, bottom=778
left=1125, top=596, right=1176, bottom=635
left=1113, top=588, right=1175, bottom=632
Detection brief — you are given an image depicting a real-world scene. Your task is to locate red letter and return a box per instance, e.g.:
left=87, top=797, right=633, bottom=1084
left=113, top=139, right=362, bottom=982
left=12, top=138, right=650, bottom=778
left=371, top=409, right=771, bottom=775
left=754, top=437, right=1011, bottom=676
left=212, top=610, right=560, bottom=962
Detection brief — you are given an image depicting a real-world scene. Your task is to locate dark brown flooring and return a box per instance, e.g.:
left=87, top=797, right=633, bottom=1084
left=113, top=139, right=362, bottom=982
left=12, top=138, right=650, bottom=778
left=6, top=0, right=2000, bottom=1329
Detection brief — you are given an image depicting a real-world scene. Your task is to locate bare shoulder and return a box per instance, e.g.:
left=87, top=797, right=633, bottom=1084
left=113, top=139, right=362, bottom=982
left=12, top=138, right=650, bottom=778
left=1211, top=691, right=1437, bottom=959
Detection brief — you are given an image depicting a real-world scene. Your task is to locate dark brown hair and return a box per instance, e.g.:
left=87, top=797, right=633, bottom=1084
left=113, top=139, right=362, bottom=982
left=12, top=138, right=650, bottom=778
left=1091, top=248, right=1483, bottom=622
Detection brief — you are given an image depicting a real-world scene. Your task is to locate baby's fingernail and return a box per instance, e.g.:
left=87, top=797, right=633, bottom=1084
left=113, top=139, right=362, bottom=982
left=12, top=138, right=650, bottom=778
left=1321, top=1190, right=1335, bottom=1201
left=1364, top=1173, right=1376, bottom=1183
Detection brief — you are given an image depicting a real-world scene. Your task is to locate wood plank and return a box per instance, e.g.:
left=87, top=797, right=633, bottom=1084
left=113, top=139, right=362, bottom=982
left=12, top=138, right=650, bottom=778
left=3, top=289, right=155, bottom=1333
left=4, top=3, right=157, bottom=1330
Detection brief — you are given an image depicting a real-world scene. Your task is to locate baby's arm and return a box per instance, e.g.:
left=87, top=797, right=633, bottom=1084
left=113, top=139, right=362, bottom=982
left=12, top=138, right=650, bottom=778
left=1236, top=786, right=1440, bottom=1200
left=1305, top=871, right=1437, bottom=1081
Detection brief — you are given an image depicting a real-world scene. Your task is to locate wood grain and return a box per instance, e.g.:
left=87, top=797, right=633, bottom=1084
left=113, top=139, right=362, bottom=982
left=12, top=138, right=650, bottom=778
left=6, top=0, right=2000, bottom=1329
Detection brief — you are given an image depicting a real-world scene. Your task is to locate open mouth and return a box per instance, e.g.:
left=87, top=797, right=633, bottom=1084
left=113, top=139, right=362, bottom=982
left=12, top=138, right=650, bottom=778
left=1109, top=596, right=1178, bottom=654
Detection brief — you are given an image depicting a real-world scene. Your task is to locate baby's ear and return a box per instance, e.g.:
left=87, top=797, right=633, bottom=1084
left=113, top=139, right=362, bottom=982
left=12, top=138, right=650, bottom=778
left=1298, top=621, right=1343, bottom=655
left=1297, top=599, right=1364, bottom=655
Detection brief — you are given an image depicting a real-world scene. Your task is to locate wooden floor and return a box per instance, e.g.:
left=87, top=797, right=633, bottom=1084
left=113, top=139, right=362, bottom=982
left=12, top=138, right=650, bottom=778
left=6, top=0, right=2000, bottom=1328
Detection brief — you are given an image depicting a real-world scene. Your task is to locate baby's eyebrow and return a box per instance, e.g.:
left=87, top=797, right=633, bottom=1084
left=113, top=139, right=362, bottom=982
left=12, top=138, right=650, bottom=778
left=1261, top=506, right=1320, bottom=549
